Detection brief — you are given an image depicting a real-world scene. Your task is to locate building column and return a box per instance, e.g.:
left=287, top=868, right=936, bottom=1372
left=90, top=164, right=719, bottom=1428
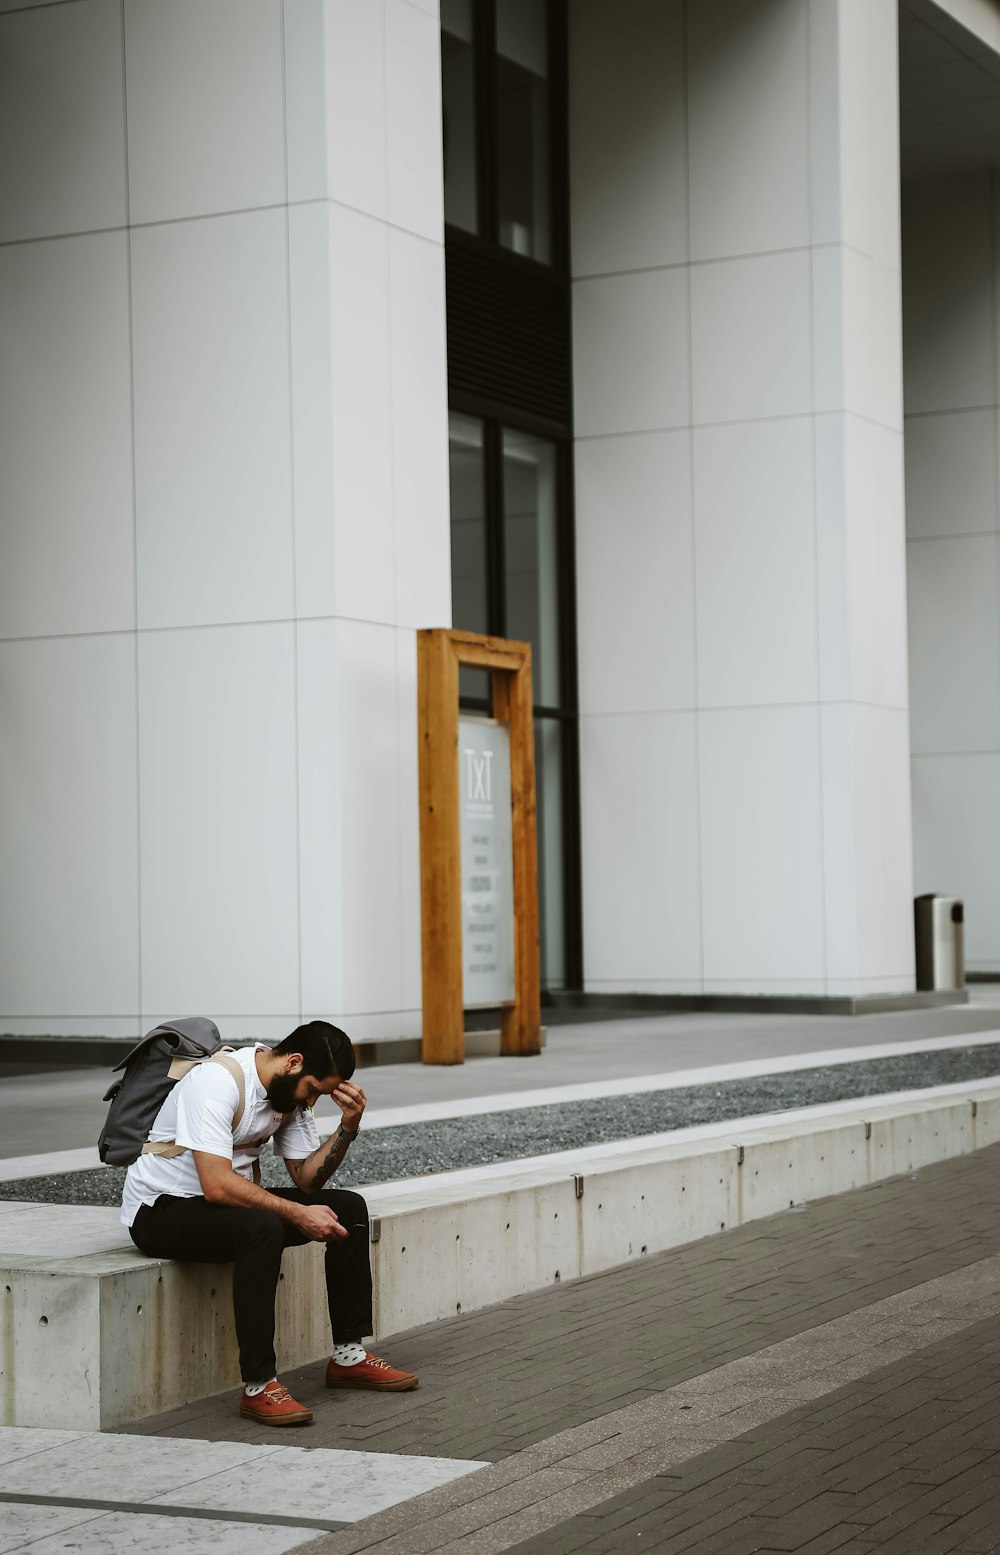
left=571, top=0, right=913, bottom=997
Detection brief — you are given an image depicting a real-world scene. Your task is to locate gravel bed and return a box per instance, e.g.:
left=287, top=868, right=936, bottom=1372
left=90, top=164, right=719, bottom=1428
left=3, top=1045, right=998, bottom=1208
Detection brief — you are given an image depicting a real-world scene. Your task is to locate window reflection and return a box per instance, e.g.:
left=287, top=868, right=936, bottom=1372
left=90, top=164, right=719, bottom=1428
left=496, top=0, right=551, bottom=262
left=535, top=719, right=565, bottom=989
left=502, top=429, right=560, bottom=707
left=448, top=413, right=491, bottom=703
left=441, top=0, right=478, bottom=235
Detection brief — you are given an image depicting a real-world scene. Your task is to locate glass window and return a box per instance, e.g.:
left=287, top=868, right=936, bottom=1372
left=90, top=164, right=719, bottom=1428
left=441, top=0, right=479, bottom=234
left=495, top=0, right=551, bottom=262
left=502, top=428, right=560, bottom=707
left=448, top=413, right=491, bottom=702
left=535, top=718, right=565, bottom=989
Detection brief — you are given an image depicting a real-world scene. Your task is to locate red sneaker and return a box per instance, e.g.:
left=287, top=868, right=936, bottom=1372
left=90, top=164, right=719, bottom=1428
left=325, top=1353, right=419, bottom=1391
left=239, top=1382, right=313, bottom=1425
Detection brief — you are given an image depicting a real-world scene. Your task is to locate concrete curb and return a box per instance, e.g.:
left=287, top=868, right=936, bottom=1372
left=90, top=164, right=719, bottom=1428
left=2, top=1081, right=999, bottom=1430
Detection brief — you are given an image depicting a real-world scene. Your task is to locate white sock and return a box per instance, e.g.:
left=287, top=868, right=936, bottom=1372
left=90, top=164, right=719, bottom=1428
left=244, top=1378, right=277, bottom=1397
left=331, top=1342, right=366, bottom=1367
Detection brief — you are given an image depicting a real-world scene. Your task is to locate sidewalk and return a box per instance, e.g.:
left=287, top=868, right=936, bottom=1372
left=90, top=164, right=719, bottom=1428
left=3, top=1000, right=1000, bottom=1552
left=120, top=1143, right=1000, bottom=1554
left=3, top=991, right=1000, bottom=1160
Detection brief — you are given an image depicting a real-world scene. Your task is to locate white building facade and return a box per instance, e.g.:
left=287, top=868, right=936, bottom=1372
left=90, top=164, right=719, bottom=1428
left=0, top=0, right=996, bottom=1046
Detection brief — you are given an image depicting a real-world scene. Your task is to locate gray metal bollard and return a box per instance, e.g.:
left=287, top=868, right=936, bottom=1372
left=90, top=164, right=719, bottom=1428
left=914, top=894, right=965, bottom=992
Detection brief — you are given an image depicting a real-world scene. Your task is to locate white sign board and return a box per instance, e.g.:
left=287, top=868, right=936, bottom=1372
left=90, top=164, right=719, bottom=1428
left=459, top=716, right=516, bottom=1008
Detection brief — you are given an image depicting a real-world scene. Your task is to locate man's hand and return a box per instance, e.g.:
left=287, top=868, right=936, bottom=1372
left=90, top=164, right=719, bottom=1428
left=332, top=1080, right=366, bottom=1133
left=192, top=1150, right=348, bottom=1234
left=292, top=1202, right=347, bottom=1242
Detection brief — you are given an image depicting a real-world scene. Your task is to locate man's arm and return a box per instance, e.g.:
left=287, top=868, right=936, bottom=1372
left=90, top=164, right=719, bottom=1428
left=284, top=1079, right=367, bottom=1194
left=285, top=1130, right=353, bottom=1194
left=193, top=1151, right=346, bottom=1241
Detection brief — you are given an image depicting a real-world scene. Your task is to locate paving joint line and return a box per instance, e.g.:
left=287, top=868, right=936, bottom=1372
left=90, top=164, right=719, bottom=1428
left=0, top=1490, right=347, bottom=1533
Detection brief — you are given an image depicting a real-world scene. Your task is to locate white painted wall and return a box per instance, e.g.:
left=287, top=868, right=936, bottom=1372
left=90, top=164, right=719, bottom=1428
left=904, top=172, right=1000, bottom=974
left=0, top=0, right=450, bottom=1042
left=570, top=0, right=915, bottom=997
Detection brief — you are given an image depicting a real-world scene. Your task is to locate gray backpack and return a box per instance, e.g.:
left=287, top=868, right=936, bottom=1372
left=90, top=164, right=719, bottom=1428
left=98, top=1017, right=252, bottom=1168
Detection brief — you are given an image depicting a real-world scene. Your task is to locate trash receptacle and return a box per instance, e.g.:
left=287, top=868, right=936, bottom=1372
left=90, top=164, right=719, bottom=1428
left=914, top=894, right=965, bottom=992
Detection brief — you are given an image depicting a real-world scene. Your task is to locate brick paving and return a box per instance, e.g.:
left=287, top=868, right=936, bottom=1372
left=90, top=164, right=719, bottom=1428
left=125, top=1144, right=1000, bottom=1462
left=505, top=1315, right=1000, bottom=1553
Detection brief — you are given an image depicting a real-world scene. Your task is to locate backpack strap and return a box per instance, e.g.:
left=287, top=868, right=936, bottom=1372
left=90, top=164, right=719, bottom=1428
left=141, top=1048, right=248, bottom=1161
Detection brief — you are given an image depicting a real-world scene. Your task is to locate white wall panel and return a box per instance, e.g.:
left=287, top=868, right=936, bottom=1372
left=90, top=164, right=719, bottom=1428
left=138, top=624, right=300, bottom=1023
left=296, top=618, right=344, bottom=1019
left=396, top=628, right=422, bottom=1014
left=0, top=0, right=126, bottom=243
left=287, top=202, right=336, bottom=620
left=307, top=0, right=387, bottom=218
left=573, top=270, right=689, bottom=437
left=0, top=233, right=134, bottom=641
left=297, top=619, right=414, bottom=1022
left=580, top=713, right=701, bottom=984
left=822, top=704, right=914, bottom=988
left=124, top=0, right=285, bottom=225
left=575, top=432, right=695, bottom=715
left=809, top=0, right=900, bottom=269
left=0, top=637, right=139, bottom=1020
left=690, top=251, right=812, bottom=425
left=282, top=0, right=328, bottom=206
left=687, top=0, right=809, bottom=261
left=700, top=707, right=825, bottom=984
left=816, top=414, right=909, bottom=709
left=693, top=419, right=818, bottom=709
left=902, top=173, right=995, bottom=415
left=285, top=0, right=390, bottom=219
left=332, top=619, right=403, bottom=1015
left=290, top=203, right=395, bottom=623
left=386, top=0, right=444, bottom=242
left=330, top=205, right=396, bottom=622
left=569, top=0, right=686, bottom=276
left=390, top=228, right=451, bottom=629
left=813, top=245, right=903, bottom=431
left=907, top=535, right=1000, bottom=755
left=905, top=409, right=999, bottom=540
left=131, top=210, right=295, bottom=631
left=912, top=753, right=1000, bottom=968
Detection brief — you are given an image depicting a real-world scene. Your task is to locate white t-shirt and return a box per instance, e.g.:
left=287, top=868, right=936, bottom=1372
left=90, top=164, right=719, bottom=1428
left=120, top=1044, right=320, bottom=1227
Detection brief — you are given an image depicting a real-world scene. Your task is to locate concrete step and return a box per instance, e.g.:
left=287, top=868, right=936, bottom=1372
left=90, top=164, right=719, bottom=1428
left=2, top=1078, right=999, bottom=1431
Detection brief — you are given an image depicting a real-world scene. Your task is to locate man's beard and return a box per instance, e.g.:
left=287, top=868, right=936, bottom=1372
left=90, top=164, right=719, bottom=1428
left=266, top=1072, right=302, bottom=1113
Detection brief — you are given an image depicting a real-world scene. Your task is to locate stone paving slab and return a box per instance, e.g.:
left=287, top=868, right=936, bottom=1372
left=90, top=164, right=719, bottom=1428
left=124, top=1144, right=1000, bottom=1461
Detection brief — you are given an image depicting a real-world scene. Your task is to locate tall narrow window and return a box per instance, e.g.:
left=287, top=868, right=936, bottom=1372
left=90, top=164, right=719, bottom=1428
left=448, top=413, right=491, bottom=703
left=502, top=429, right=560, bottom=707
left=441, top=0, right=479, bottom=234
left=495, top=0, right=552, bottom=262
left=441, top=1, right=579, bottom=992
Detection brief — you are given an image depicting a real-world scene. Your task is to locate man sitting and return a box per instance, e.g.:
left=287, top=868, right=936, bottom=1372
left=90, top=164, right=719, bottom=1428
left=122, top=1019, right=416, bottom=1425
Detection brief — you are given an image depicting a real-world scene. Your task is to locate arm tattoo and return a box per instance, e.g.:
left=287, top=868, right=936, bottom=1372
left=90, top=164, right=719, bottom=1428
left=312, top=1131, right=351, bottom=1191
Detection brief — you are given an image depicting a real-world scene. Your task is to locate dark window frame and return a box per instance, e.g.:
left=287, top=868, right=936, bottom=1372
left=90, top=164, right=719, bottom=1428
left=462, top=0, right=570, bottom=272
left=444, top=0, right=581, bottom=993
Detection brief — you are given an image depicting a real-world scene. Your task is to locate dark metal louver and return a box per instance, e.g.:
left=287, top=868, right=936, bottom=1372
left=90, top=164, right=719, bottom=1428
left=445, top=233, right=572, bottom=435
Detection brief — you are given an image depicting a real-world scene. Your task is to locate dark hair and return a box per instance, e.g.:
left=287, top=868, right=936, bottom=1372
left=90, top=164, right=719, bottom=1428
left=275, top=1021, right=356, bottom=1082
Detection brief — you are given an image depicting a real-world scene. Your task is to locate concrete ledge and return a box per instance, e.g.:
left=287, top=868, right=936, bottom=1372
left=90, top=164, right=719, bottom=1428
left=2, top=1080, right=999, bottom=1431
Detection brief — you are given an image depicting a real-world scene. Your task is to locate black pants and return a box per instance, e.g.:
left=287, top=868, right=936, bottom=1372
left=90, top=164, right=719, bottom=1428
left=130, top=1187, right=372, bottom=1384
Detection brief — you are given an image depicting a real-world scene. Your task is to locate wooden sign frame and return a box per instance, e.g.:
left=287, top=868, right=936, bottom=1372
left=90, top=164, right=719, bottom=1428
left=417, top=628, right=541, bottom=1064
